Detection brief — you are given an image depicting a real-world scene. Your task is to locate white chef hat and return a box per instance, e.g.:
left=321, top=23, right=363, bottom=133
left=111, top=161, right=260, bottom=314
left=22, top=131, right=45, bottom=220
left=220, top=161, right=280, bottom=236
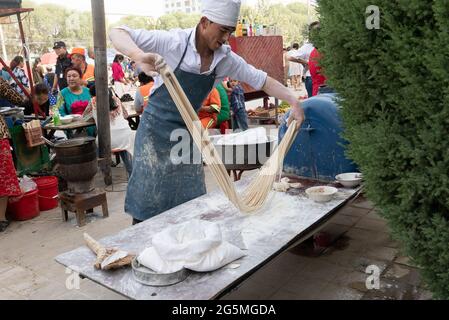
left=201, top=0, right=241, bottom=27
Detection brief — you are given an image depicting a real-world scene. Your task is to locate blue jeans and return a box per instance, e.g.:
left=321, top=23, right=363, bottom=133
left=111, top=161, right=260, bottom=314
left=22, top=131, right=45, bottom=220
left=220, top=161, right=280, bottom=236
left=118, top=150, right=133, bottom=178
left=318, top=85, right=335, bottom=95
left=305, top=76, right=313, bottom=98
left=233, top=108, right=249, bottom=131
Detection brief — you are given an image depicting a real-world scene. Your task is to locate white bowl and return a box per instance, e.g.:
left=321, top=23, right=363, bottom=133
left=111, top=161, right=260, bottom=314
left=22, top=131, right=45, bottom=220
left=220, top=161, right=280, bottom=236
left=71, top=114, right=82, bottom=122
left=336, top=172, right=362, bottom=188
left=60, top=116, right=73, bottom=124
left=306, top=186, right=338, bottom=203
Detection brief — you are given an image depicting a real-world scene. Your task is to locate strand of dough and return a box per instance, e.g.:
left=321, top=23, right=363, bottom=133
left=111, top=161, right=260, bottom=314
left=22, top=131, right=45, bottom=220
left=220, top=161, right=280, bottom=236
left=159, top=65, right=298, bottom=213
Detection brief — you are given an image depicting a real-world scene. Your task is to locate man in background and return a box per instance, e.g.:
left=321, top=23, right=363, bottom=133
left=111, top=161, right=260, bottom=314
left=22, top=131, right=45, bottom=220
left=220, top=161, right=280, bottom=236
left=52, top=41, right=72, bottom=93
left=71, top=47, right=95, bottom=87
left=134, top=72, right=154, bottom=115
left=288, top=21, right=320, bottom=98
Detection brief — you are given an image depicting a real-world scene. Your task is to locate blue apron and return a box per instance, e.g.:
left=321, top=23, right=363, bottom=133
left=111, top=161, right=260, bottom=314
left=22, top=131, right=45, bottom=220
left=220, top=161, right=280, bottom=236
left=125, top=32, right=217, bottom=221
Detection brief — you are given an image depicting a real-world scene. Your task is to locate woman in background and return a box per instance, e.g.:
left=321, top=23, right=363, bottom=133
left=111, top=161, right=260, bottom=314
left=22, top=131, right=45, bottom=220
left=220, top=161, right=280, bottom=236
left=10, top=56, right=30, bottom=96
left=56, top=67, right=91, bottom=116
left=55, top=67, right=95, bottom=136
left=22, top=84, right=50, bottom=117
left=0, top=85, right=23, bottom=232
left=112, top=54, right=129, bottom=85
left=112, top=54, right=131, bottom=97
left=32, top=57, right=45, bottom=85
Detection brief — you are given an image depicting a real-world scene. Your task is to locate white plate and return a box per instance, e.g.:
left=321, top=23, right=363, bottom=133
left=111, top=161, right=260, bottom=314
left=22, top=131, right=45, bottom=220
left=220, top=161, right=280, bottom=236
left=60, top=116, right=73, bottom=124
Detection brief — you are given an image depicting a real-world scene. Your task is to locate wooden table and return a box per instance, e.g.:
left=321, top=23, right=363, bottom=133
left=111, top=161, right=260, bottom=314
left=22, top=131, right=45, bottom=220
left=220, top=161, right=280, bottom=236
left=55, top=175, right=361, bottom=300
left=44, top=119, right=96, bottom=139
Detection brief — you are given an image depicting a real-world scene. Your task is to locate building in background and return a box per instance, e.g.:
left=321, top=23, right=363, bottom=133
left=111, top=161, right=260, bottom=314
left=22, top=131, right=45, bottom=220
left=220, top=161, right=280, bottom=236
left=164, top=0, right=201, bottom=14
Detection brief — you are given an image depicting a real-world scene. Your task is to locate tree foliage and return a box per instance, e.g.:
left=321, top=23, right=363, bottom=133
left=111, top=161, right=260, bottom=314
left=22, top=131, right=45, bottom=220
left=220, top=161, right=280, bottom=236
left=315, top=0, right=449, bottom=298
left=0, top=1, right=317, bottom=62
left=112, top=1, right=317, bottom=46
left=237, top=2, right=316, bottom=45
left=111, top=12, right=201, bottom=31
left=1, top=1, right=93, bottom=59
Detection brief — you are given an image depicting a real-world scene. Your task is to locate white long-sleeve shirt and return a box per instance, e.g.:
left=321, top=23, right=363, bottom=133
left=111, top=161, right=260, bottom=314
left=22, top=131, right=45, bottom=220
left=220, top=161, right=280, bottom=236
left=292, top=42, right=315, bottom=77
left=117, top=26, right=268, bottom=96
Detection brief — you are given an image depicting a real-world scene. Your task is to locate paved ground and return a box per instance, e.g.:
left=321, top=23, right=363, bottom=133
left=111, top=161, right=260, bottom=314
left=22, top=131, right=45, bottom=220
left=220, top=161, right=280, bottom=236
left=0, top=164, right=432, bottom=300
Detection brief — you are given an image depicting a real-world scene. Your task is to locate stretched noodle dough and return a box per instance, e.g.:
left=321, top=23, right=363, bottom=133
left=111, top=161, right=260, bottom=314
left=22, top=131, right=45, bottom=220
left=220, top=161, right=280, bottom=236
left=160, top=65, right=298, bottom=213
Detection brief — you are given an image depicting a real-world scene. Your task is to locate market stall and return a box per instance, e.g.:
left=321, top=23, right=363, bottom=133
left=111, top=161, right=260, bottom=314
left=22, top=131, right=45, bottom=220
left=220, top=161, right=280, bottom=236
left=228, top=35, right=284, bottom=127
left=0, top=3, right=114, bottom=227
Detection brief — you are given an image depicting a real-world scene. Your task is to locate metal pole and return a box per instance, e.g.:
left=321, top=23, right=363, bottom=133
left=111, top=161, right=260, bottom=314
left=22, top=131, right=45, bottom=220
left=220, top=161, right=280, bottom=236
left=17, top=13, right=33, bottom=92
left=0, top=24, right=8, bottom=62
left=91, top=0, right=112, bottom=186
left=16, top=12, right=41, bottom=117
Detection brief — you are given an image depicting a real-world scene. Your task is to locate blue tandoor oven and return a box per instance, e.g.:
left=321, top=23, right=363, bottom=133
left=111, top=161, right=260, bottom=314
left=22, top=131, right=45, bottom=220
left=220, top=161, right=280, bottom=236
left=279, top=93, right=358, bottom=181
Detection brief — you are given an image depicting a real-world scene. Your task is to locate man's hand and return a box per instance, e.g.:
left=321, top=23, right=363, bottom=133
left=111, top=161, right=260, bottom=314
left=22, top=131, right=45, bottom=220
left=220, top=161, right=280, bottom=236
left=287, top=101, right=305, bottom=130
left=131, top=50, right=167, bottom=77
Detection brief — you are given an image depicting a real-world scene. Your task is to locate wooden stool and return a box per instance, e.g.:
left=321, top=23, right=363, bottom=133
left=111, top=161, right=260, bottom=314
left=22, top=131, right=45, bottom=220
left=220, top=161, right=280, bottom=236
left=60, top=189, right=109, bottom=227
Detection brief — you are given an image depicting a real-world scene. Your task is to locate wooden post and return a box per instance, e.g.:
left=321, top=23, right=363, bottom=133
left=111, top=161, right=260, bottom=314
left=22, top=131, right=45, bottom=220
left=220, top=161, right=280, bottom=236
left=16, top=13, right=33, bottom=90
left=0, top=25, right=7, bottom=62
left=16, top=12, right=41, bottom=117
left=91, top=0, right=112, bottom=186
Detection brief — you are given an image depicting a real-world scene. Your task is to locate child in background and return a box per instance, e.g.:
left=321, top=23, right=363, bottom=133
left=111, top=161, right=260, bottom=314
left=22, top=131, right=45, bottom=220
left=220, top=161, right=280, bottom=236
left=230, top=79, right=248, bottom=131
left=199, top=87, right=221, bottom=129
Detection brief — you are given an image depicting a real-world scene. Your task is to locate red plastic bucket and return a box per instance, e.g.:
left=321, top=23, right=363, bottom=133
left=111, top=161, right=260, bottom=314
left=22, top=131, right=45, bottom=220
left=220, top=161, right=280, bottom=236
left=7, top=189, right=40, bottom=221
left=33, top=176, right=59, bottom=211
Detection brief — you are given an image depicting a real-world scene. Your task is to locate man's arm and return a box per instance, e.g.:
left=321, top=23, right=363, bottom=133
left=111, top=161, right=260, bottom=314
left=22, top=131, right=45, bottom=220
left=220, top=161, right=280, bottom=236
left=262, top=76, right=305, bottom=129
left=109, top=28, right=166, bottom=75
left=287, top=56, right=308, bottom=65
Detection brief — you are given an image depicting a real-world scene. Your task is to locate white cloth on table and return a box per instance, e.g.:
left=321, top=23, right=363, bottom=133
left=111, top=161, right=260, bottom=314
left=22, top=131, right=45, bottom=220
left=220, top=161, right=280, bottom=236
left=137, top=220, right=245, bottom=273
left=216, top=127, right=268, bottom=145
left=113, top=81, right=131, bottom=98
left=116, top=26, right=267, bottom=95
left=92, top=98, right=135, bottom=156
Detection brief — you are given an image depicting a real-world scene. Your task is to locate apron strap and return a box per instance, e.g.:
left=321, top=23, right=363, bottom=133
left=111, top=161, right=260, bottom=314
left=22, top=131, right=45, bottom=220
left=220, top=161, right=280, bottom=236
left=175, top=31, right=192, bottom=71
left=175, top=30, right=218, bottom=78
